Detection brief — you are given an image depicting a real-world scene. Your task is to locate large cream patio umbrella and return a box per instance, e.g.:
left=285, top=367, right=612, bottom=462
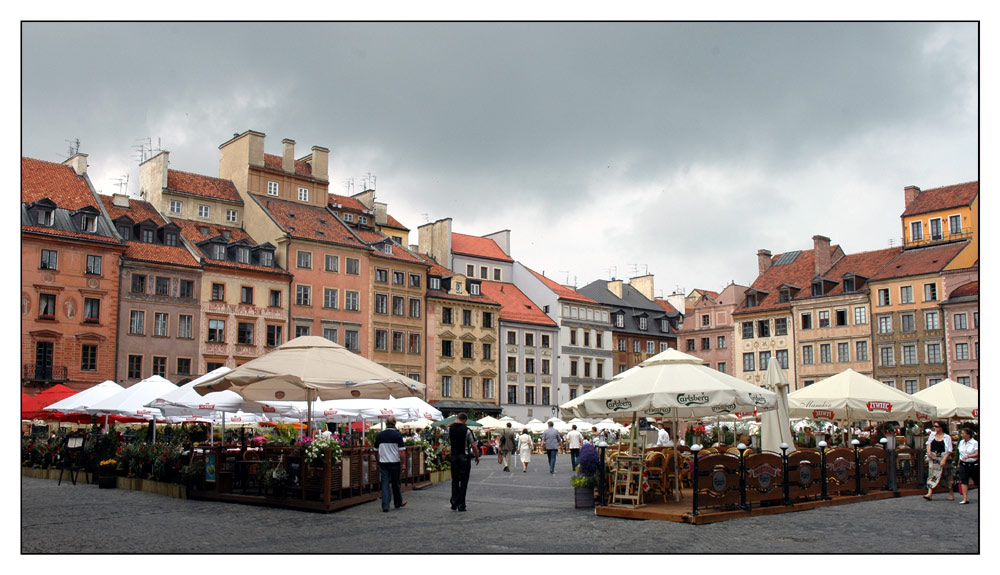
left=761, top=359, right=796, bottom=455
left=497, top=416, right=525, bottom=431
left=788, top=368, right=937, bottom=423
left=574, top=348, right=777, bottom=502
left=476, top=415, right=504, bottom=430
left=194, top=336, right=426, bottom=436
left=912, top=379, right=979, bottom=420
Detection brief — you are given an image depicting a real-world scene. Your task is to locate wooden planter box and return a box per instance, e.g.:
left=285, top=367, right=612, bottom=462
left=430, top=469, right=451, bottom=483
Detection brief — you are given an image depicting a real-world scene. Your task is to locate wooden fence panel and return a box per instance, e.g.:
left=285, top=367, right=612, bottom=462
left=895, top=446, right=921, bottom=489
left=825, top=448, right=857, bottom=495
left=744, top=452, right=784, bottom=505
left=859, top=447, right=889, bottom=491
left=787, top=450, right=823, bottom=501
left=692, top=454, right=741, bottom=510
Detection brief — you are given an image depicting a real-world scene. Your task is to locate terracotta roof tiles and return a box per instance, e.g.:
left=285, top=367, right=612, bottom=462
left=451, top=232, right=514, bottom=263
left=522, top=266, right=596, bottom=304
left=734, top=244, right=842, bottom=314
left=382, top=213, right=409, bottom=231
left=480, top=281, right=557, bottom=327
left=263, top=154, right=313, bottom=178
left=819, top=247, right=901, bottom=296
left=328, top=193, right=369, bottom=212
left=948, top=281, right=978, bottom=299
left=414, top=252, right=453, bottom=277
left=653, top=299, right=679, bottom=314
left=98, top=196, right=200, bottom=268
left=901, top=181, right=978, bottom=217
left=21, top=157, right=98, bottom=210
left=21, top=225, right=123, bottom=245
left=870, top=242, right=968, bottom=281
left=253, top=195, right=363, bottom=248
left=167, top=170, right=242, bottom=203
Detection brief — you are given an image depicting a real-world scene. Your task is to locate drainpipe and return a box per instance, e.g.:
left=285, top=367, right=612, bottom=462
left=285, top=240, right=292, bottom=340
left=114, top=258, right=124, bottom=384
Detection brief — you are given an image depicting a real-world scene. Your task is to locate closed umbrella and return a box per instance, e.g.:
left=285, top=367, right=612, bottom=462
left=195, top=336, right=426, bottom=436
left=761, top=359, right=796, bottom=454
left=912, top=379, right=979, bottom=420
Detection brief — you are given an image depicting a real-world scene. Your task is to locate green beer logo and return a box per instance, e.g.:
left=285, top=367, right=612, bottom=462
left=677, top=393, right=710, bottom=406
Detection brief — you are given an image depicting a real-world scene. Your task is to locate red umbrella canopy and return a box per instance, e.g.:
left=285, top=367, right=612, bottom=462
left=21, top=393, right=43, bottom=420
left=25, top=385, right=79, bottom=420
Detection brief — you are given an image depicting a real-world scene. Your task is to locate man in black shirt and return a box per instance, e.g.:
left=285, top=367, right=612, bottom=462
left=374, top=416, right=406, bottom=512
left=448, top=412, right=479, bottom=511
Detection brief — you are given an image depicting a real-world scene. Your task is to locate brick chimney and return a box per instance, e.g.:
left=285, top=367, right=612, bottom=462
left=111, top=193, right=130, bottom=208
left=282, top=139, right=295, bottom=173
left=63, top=153, right=88, bottom=176
left=309, top=146, right=329, bottom=181
left=630, top=274, right=655, bottom=301
left=374, top=201, right=388, bottom=226
left=757, top=249, right=773, bottom=275
left=904, top=185, right=921, bottom=208
left=607, top=279, right=623, bottom=299
left=813, top=235, right=832, bottom=276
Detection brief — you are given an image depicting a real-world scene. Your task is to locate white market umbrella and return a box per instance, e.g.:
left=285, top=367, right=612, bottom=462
left=761, top=359, right=796, bottom=455
left=788, top=368, right=937, bottom=422
left=398, top=418, right=433, bottom=431
left=195, top=336, right=426, bottom=436
left=476, top=415, right=504, bottom=430
left=497, top=416, right=525, bottom=431
left=912, top=379, right=979, bottom=420
left=525, top=419, right=547, bottom=433
left=391, top=395, right=443, bottom=421
left=546, top=417, right=571, bottom=433
left=44, top=380, right=124, bottom=428
left=86, top=375, right=178, bottom=441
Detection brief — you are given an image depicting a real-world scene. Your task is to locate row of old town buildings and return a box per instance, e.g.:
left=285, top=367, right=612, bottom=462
left=21, top=130, right=979, bottom=421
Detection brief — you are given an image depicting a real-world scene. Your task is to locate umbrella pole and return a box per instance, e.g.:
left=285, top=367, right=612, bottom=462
left=673, top=411, right=681, bottom=503
left=307, top=389, right=313, bottom=439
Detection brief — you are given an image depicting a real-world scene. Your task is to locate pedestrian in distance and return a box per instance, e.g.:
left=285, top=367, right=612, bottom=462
left=543, top=420, right=562, bottom=474
left=499, top=422, right=517, bottom=472
left=957, top=427, right=979, bottom=505
left=448, top=412, right=479, bottom=512
left=924, top=420, right=955, bottom=501
left=566, top=424, right=584, bottom=471
left=517, top=429, right=533, bottom=472
left=373, top=415, right=406, bottom=512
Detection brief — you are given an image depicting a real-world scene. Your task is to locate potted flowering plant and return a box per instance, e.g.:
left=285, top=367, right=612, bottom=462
left=98, top=459, right=117, bottom=489
left=570, top=444, right=601, bottom=508
left=299, top=435, right=343, bottom=466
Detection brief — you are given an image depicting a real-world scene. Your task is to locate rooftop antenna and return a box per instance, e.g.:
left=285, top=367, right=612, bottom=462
left=112, top=174, right=129, bottom=196
left=606, top=266, right=617, bottom=280
left=627, top=263, right=640, bottom=276
left=132, top=137, right=161, bottom=164
left=344, top=178, right=355, bottom=195
left=65, top=138, right=80, bottom=157
left=421, top=213, right=430, bottom=223
left=560, top=270, right=570, bottom=285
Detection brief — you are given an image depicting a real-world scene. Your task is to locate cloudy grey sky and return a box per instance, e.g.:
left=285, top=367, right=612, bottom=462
left=21, top=22, right=978, bottom=296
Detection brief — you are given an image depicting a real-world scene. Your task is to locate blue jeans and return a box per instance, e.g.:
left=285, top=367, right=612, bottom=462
left=379, top=461, right=402, bottom=510
left=547, top=449, right=558, bottom=473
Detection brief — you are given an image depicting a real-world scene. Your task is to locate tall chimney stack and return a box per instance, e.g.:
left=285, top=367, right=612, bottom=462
left=310, top=146, right=329, bottom=181
left=282, top=139, right=295, bottom=173
left=63, top=153, right=88, bottom=176
left=757, top=249, right=773, bottom=275
left=904, top=185, right=921, bottom=208
left=813, top=235, right=832, bottom=276
left=607, top=279, right=623, bottom=299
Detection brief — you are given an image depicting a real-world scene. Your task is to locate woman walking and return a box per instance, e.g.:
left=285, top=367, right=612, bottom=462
left=517, top=430, right=533, bottom=472
left=957, top=427, right=979, bottom=505
left=924, top=420, right=955, bottom=501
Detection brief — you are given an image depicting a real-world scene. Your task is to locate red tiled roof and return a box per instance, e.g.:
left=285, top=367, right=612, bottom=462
left=735, top=244, right=842, bottom=314
left=901, top=181, right=978, bottom=217
left=427, top=288, right=500, bottom=307
left=167, top=170, right=242, bottom=203
left=522, top=266, right=596, bottom=304
left=172, top=218, right=259, bottom=245
left=21, top=225, right=123, bottom=245
left=382, top=213, right=409, bottom=231
left=819, top=247, right=901, bottom=296
left=871, top=242, right=968, bottom=281
left=98, top=196, right=200, bottom=267
left=451, top=232, right=514, bottom=263
left=328, top=193, right=369, bottom=212
left=351, top=226, right=426, bottom=265
left=263, top=154, right=313, bottom=178
left=948, top=281, right=978, bottom=299
left=414, top=252, right=453, bottom=277
left=21, top=157, right=98, bottom=210
left=653, top=299, right=679, bottom=314
left=253, top=195, right=364, bottom=248
left=480, top=281, right=557, bottom=327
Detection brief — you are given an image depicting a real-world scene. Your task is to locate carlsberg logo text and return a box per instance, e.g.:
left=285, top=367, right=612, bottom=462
left=606, top=399, right=632, bottom=411
left=749, top=393, right=768, bottom=405
left=677, top=393, right=710, bottom=405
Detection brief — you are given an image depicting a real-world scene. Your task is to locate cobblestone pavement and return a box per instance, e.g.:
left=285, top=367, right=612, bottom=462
left=21, top=455, right=978, bottom=554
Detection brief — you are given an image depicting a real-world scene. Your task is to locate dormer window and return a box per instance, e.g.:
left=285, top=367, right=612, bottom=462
left=811, top=280, right=824, bottom=297
left=638, top=317, right=648, bottom=330
left=259, top=251, right=274, bottom=267
left=778, top=288, right=791, bottom=303
left=359, top=216, right=368, bottom=225
left=36, top=210, right=53, bottom=226
left=165, top=232, right=178, bottom=247
left=615, top=314, right=625, bottom=328
left=661, top=319, right=668, bottom=332
left=469, top=282, right=481, bottom=295
left=382, top=243, right=393, bottom=255
left=344, top=213, right=354, bottom=223
left=81, top=214, right=97, bottom=232
left=843, top=276, right=856, bottom=293
left=118, top=226, right=131, bottom=240
left=142, top=228, right=155, bottom=244
left=213, top=244, right=225, bottom=260
left=746, top=293, right=758, bottom=307
left=237, top=247, right=250, bottom=264
left=430, top=277, right=441, bottom=290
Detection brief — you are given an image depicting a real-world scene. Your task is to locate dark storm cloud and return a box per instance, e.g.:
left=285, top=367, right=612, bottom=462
left=21, top=22, right=977, bottom=291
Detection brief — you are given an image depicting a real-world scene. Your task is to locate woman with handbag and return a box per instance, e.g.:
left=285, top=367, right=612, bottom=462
left=924, top=421, right=955, bottom=501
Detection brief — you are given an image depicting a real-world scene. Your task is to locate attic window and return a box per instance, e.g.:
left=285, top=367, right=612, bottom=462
left=318, top=219, right=327, bottom=225
left=811, top=280, right=824, bottom=297
left=746, top=293, right=758, bottom=307
left=843, top=277, right=856, bottom=293
left=287, top=213, right=295, bottom=219
left=36, top=210, right=53, bottom=226
left=199, top=226, right=210, bottom=235
left=344, top=213, right=354, bottom=222
left=470, top=283, right=481, bottom=295
left=778, top=288, right=791, bottom=303
left=382, top=243, right=393, bottom=255
left=639, top=317, right=648, bottom=330
left=359, top=216, right=368, bottom=225
left=316, top=230, right=325, bottom=236
left=222, top=231, right=231, bottom=241
left=81, top=214, right=97, bottom=233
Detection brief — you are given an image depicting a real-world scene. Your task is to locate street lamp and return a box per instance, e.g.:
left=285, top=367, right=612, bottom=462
left=690, top=443, right=702, bottom=516
left=780, top=443, right=790, bottom=505
left=852, top=438, right=862, bottom=495
left=737, top=443, right=748, bottom=510
left=596, top=440, right=609, bottom=506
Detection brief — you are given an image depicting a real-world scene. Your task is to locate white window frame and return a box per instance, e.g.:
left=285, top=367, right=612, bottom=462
left=226, top=209, right=238, bottom=223
left=198, top=205, right=210, bottom=218
left=910, top=220, right=923, bottom=241
left=948, top=213, right=962, bottom=235
left=169, top=199, right=183, bottom=214
left=267, top=181, right=279, bottom=196
left=298, top=187, right=309, bottom=202
left=929, top=217, right=943, bottom=240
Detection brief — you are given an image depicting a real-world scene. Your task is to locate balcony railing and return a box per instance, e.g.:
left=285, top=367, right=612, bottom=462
left=22, top=364, right=68, bottom=383
left=901, top=227, right=973, bottom=248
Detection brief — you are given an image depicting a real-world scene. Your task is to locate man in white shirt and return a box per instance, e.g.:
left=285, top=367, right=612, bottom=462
left=566, top=425, right=584, bottom=470
left=656, top=422, right=673, bottom=447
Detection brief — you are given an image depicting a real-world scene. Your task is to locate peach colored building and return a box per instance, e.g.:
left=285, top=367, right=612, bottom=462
left=940, top=276, right=978, bottom=388
left=900, top=181, right=978, bottom=270
left=21, top=156, right=126, bottom=392
left=676, top=283, right=748, bottom=376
